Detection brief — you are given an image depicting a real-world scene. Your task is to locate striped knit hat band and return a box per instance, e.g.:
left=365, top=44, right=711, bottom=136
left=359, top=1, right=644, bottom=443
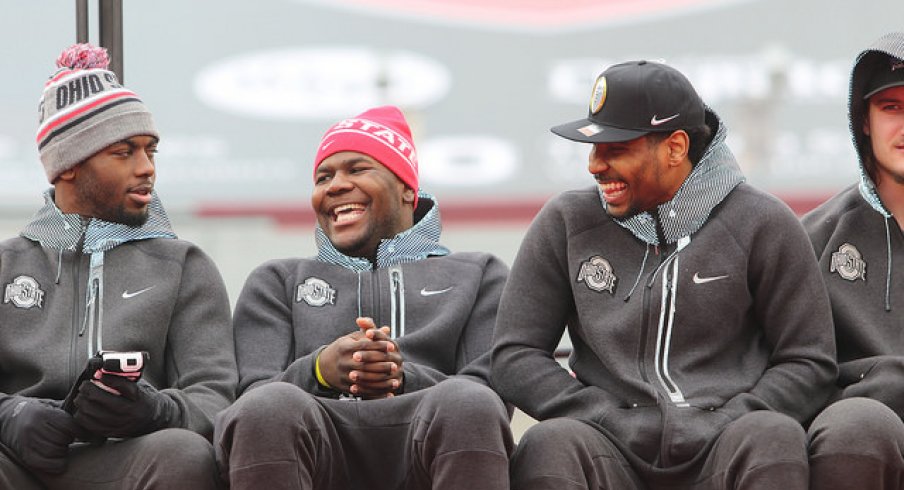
left=37, top=44, right=158, bottom=183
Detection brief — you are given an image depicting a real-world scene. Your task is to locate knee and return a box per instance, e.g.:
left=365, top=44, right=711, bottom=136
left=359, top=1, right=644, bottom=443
left=416, top=379, right=513, bottom=453
left=228, top=382, right=320, bottom=428
left=518, top=418, right=592, bottom=454
left=426, top=379, right=508, bottom=424
left=725, top=411, right=807, bottom=458
left=733, top=411, right=804, bottom=436
left=809, top=398, right=904, bottom=456
left=140, top=429, right=218, bottom=486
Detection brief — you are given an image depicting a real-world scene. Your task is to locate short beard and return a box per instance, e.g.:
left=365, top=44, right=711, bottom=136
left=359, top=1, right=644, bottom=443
left=114, top=206, right=150, bottom=227
left=76, top=186, right=150, bottom=227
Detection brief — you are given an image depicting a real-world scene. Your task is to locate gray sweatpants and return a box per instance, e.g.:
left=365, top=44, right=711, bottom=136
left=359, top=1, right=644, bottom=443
left=511, top=411, right=808, bottom=490
left=0, top=428, right=221, bottom=490
left=214, top=378, right=514, bottom=490
left=808, top=397, right=904, bottom=490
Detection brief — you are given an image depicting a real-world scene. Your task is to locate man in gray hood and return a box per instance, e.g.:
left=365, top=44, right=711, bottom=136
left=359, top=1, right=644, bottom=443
left=0, top=44, right=236, bottom=489
left=492, top=60, right=837, bottom=489
left=803, top=31, right=904, bottom=489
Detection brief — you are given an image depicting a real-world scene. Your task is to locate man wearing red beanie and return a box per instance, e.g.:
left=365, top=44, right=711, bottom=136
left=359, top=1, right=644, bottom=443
left=215, top=106, right=514, bottom=489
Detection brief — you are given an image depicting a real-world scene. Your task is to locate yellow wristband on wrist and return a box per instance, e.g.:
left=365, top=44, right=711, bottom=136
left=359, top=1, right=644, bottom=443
left=315, top=351, right=332, bottom=388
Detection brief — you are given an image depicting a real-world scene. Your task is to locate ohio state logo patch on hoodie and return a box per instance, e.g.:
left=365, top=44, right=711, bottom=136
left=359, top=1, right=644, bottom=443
left=830, top=243, right=866, bottom=281
left=4, top=275, right=45, bottom=309
left=296, top=277, right=336, bottom=307
left=576, top=256, right=617, bottom=294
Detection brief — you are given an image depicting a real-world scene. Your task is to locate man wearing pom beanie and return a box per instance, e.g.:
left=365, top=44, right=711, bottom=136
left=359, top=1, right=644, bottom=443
left=0, top=44, right=235, bottom=489
left=214, top=106, right=514, bottom=489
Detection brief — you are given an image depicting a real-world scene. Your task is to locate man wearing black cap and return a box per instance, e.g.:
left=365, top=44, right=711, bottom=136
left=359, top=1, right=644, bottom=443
left=492, top=60, right=837, bottom=489
left=803, top=32, right=904, bottom=490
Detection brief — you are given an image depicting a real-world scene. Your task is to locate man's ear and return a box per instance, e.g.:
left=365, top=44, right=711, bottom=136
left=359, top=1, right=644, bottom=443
left=56, top=167, right=78, bottom=182
left=863, top=114, right=871, bottom=136
left=402, top=187, right=416, bottom=204
left=664, top=130, right=690, bottom=166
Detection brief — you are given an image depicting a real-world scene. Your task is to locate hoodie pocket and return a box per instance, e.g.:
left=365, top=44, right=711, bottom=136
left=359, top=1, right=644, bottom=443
left=660, top=405, right=732, bottom=467
left=839, top=356, right=904, bottom=417
left=594, top=404, right=663, bottom=465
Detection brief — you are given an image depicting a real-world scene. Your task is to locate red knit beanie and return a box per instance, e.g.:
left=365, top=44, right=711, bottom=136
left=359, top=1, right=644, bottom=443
left=314, top=106, right=419, bottom=207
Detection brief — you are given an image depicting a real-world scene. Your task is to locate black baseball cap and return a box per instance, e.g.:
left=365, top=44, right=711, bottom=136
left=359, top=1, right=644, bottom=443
left=551, top=60, right=706, bottom=143
left=863, top=53, right=904, bottom=99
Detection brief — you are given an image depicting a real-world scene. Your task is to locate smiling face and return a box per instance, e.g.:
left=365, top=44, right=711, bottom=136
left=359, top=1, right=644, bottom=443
left=59, top=135, right=158, bottom=226
left=312, top=151, right=415, bottom=261
left=864, top=86, right=904, bottom=189
left=587, top=132, right=690, bottom=219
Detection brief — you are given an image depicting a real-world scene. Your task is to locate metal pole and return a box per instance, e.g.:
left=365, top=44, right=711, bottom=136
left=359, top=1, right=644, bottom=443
left=98, top=0, right=124, bottom=83
left=76, top=0, right=89, bottom=43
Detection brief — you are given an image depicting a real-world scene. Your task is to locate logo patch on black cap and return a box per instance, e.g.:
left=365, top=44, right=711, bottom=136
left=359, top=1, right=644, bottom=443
left=589, top=75, right=607, bottom=115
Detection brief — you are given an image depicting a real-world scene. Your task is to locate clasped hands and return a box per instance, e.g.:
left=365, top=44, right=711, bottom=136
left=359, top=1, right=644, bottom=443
left=318, top=317, right=404, bottom=399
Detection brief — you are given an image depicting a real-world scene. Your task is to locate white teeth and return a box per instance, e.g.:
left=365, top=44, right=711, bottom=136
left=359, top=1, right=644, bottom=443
left=333, top=203, right=365, bottom=215
left=332, top=203, right=366, bottom=223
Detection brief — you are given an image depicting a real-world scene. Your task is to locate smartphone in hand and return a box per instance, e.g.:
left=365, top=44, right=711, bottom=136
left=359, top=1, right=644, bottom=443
left=61, top=351, right=149, bottom=413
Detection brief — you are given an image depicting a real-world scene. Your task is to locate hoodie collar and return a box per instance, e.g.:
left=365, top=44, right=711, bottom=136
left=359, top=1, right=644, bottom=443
left=315, top=190, right=450, bottom=271
left=20, top=188, right=177, bottom=253
left=607, top=109, right=746, bottom=246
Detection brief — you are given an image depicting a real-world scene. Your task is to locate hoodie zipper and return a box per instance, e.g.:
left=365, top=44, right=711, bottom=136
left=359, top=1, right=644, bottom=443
left=80, top=252, right=105, bottom=358
left=654, top=255, right=688, bottom=406
left=638, top=220, right=669, bottom=386
left=389, top=266, right=405, bottom=338
left=638, top=220, right=690, bottom=406
left=68, top=248, right=84, bottom=385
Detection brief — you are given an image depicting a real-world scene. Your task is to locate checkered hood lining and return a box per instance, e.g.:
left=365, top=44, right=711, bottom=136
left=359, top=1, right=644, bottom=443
left=315, top=190, right=450, bottom=271
left=607, top=109, right=746, bottom=246
left=20, top=188, right=177, bottom=253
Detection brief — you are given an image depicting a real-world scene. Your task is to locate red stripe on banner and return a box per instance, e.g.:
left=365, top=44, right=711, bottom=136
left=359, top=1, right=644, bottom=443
left=329, top=0, right=732, bottom=28
left=194, top=192, right=831, bottom=227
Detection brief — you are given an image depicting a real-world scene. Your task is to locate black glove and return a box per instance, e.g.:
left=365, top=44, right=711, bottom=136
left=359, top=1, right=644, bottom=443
left=0, top=396, right=84, bottom=474
left=73, top=375, right=177, bottom=438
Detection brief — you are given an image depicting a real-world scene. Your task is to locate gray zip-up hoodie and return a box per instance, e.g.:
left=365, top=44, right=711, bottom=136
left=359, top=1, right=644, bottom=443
left=0, top=190, right=236, bottom=438
left=802, top=32, right=904, bottom=416
left=233, top=192, right=508, bottom=397
left=492, top=111, right=837, bottom=468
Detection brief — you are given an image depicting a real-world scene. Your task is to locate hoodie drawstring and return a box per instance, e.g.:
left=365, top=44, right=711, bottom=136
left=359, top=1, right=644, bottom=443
left=54, top=248, right=63, bottom=284
left=884, top=217, right=893, bottom=312
left=624, top=245, right=651, bottom=302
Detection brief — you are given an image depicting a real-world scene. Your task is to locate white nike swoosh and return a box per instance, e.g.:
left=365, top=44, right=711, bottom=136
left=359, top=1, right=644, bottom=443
left=420, top=286, right=453, bottom=296
left=692, top=273, right=729, bottom=284
left=650, top=113, right=680, bottom=126
left=122, top=286, right=155, bottom=299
